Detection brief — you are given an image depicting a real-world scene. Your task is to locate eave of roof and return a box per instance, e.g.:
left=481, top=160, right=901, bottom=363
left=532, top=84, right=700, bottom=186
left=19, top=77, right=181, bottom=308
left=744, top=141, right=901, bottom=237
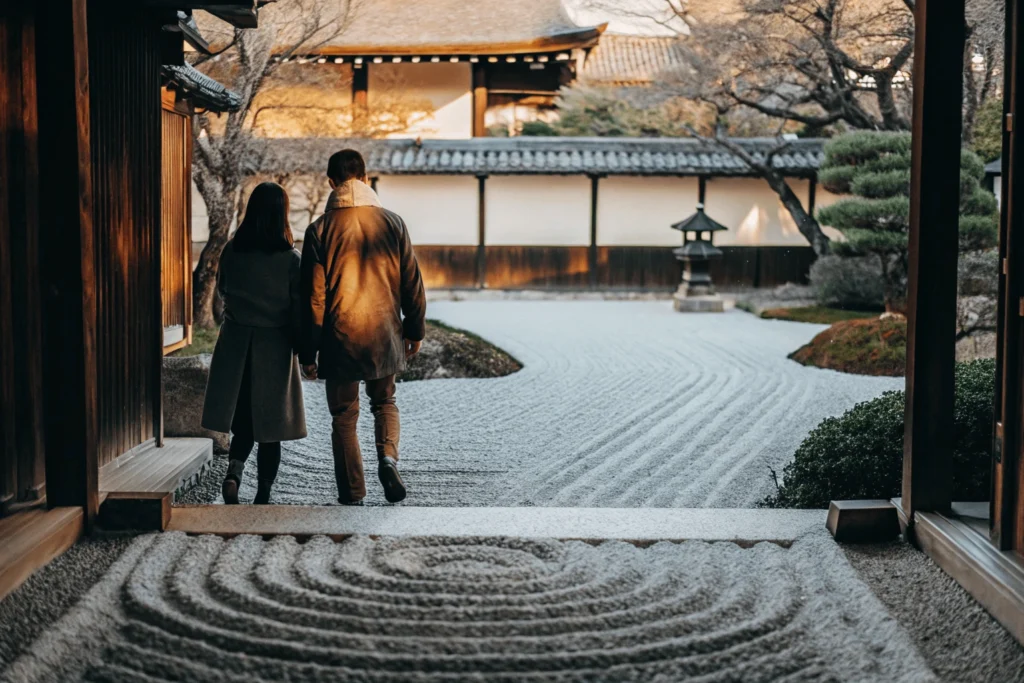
left=258, top=137, right=826, bottom=177
left=162, top=63, right=241, bottom=112
left=291, top=25, right=607, bottom=57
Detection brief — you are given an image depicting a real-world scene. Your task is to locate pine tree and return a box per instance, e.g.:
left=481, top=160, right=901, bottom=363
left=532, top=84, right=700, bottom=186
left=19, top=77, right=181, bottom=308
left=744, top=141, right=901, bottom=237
left=817, top=131, right=998, bottom=312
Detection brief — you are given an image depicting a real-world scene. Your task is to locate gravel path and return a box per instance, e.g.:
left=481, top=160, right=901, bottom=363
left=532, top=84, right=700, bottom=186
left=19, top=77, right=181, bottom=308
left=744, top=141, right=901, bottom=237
left=214, top=301, right=902, bottom=507
left=3, top=530, right=936, bottom=683
left=844, top=541, right=1024, bottom=683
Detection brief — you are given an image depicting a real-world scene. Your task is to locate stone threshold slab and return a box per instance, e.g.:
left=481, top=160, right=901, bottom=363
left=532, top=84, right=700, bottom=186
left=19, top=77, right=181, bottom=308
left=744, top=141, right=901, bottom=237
left=169, top=505, right=826, bottom=545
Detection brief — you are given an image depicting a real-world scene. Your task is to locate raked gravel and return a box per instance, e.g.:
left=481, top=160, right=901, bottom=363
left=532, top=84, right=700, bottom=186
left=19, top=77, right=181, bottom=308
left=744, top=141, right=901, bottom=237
left=207, top=300, right=902, bottom=507
left=3, top=530, right=937, bottom=683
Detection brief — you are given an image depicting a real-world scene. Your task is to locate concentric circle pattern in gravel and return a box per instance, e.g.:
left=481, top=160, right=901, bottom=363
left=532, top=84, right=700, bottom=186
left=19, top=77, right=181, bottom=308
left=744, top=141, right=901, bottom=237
left=6, top=531, right=935, bottom=682
left=221, top=301, right=902, bottom=508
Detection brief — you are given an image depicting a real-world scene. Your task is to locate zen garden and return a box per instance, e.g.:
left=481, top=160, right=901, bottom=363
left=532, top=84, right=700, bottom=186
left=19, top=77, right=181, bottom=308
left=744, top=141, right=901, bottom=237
left=3, top=0, right=1024, bottom=681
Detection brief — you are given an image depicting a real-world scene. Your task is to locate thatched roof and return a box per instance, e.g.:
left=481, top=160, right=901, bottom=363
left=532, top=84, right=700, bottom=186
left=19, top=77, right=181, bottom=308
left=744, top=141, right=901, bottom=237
left=257, top=137, right=826, bottom=177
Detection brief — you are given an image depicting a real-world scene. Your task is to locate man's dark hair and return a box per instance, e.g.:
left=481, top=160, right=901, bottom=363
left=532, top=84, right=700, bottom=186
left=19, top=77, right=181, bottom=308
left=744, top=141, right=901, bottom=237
left=327, top=149, right=367, bottom=184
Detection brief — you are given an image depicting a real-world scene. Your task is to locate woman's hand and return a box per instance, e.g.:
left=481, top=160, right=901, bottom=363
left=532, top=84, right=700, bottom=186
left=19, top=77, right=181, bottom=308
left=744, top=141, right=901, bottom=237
left=405, top=339, right=421, bottom=359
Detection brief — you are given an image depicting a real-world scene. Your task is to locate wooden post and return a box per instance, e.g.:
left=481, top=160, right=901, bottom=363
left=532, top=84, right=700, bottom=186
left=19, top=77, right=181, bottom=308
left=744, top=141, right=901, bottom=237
left=352, top=64, right=368, bottom=131
left=901, top=0, right=966, bottom=519
left=472, top=63, right=487, bottom=138
left=8, top=8, right=46, bottom=502
left=994, top=0, right=1022, bottom=550
left=152, top=47, right=164, bottom=449
left=589, top=175, right=599, bottom=288
left=477, top=175, right=487, bottom=288
left=34, top=0, right=99, bottom=526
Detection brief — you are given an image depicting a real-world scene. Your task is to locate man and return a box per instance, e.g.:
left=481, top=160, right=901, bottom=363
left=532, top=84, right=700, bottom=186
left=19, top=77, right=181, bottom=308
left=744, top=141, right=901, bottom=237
left=299, top=149, right=426, bottom=505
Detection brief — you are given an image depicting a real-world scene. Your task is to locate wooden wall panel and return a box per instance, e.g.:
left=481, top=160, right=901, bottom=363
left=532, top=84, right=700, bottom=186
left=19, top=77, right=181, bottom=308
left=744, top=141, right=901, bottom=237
left=88, top=3, right=162, bottom=467
left=416, top=245, right=815, bottom=291
left=416, top=246, right=478, bottom=289
left=484, top=246, right=591, bottom=289
left=161, top=110, right=189, bottom=332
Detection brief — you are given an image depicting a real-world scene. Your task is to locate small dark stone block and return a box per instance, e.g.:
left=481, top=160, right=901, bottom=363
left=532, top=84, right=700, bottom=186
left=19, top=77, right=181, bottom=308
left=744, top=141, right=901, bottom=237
left=826, top=499, right=901, bottom=543
left=99, top=492, right=172, bottom=531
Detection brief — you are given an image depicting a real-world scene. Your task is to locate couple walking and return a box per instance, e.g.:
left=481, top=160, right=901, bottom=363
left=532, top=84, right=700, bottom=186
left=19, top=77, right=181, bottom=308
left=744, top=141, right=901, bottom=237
left=200, top=149, right=427, bottom=506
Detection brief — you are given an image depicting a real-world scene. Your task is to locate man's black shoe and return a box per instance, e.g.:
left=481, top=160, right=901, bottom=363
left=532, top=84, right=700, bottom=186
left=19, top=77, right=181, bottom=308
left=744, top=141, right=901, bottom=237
left=378, top=457, right=406, bottom=503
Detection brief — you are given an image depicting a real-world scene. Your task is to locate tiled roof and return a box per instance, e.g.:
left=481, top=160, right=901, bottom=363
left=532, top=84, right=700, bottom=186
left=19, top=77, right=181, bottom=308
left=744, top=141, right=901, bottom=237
left=262, top=137, right=825, bottom=177
left=985, top=158, right=1002, bottom=174
left=163, top=63, right=241, bottom=112
left=582, top=34, right=689, bottom=85
left=199, top=0, right=605, bottom=56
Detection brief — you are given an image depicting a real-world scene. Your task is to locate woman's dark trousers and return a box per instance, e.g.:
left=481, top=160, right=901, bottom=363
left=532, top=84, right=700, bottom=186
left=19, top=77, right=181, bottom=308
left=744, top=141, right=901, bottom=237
left=226, top=350, right=281, bottom=504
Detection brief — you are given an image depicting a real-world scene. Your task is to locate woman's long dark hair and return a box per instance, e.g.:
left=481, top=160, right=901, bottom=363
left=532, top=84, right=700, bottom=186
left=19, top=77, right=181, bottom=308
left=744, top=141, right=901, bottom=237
left=232, top=182, right=294, bottom=253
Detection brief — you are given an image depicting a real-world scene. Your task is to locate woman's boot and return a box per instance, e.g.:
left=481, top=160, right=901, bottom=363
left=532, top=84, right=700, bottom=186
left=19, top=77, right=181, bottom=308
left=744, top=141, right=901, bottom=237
left=222, top=459, right=245, bottom=505
left=253, top=479, right=273, bottom=505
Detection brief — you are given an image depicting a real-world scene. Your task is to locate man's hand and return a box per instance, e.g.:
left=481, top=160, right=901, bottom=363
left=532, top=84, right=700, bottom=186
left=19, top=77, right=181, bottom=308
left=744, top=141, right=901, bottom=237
left=405, top=339, right=421, bottom=359
left=301, top=363, right=318, bottom=380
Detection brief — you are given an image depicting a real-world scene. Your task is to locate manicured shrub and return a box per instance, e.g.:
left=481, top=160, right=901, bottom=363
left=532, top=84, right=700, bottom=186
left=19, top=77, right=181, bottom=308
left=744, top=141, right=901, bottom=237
left=762, top=359, right=995, bottom=508
left=809, top=254, right=885, bottom=310
left=520, top=120, right=557, bottom=136
left=817, top=131, right=999, bottom=311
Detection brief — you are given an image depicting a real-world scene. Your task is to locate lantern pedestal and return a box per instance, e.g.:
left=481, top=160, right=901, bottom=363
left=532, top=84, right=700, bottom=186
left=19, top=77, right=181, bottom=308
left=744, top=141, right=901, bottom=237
left=672, top=241, right=724, bottom=313
left=673, top=292, right=724, bottom=313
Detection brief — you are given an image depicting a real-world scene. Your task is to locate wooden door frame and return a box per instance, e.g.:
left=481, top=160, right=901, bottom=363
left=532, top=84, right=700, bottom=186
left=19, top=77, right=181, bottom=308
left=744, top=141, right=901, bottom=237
left=160, top=90, right=193, bottom=356
left=995, top=0, right=1023, bottom=551
left=899, top=0, right=966, bottom=522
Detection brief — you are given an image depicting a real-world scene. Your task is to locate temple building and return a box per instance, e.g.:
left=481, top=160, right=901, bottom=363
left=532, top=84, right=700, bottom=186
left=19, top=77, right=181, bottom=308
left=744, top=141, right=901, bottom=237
left=190, top=0, right=839, bottom=290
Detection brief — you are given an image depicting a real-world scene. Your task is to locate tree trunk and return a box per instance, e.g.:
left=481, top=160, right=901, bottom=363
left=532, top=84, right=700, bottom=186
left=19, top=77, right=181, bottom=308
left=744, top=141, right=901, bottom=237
left=192, top=193, right=234, bottom=329
left=761, top=169, right=831, bottom=256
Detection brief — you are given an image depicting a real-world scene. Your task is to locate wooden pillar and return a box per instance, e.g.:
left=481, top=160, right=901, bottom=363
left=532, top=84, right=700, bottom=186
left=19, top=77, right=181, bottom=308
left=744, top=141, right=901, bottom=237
left=588, top=175, right=599, bottom=288
left=8, top=7, right=46, bottom=503
left=994, top=0, right=1022, bottom=549
left=901, top=0, right=966, bottom=519
left=472, top=63, right=487, bottom=138
left=698, top=175, right=707, bottom=205
left=477, top=175, right=487, bottom=288
left=34, top=0, right=99, bottom=526
left=352, top=63, right=368, bottom=131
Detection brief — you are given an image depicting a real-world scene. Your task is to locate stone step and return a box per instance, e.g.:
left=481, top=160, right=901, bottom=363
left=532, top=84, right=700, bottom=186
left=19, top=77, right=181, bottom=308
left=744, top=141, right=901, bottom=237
left=168, top=505, right=826, bottom=544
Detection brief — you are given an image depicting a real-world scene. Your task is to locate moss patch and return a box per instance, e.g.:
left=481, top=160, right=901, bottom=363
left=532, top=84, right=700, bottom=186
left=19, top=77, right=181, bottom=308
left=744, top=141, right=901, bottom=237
left=789, top=317, right=906, bottom=376
left=168, top=320, right=521, bottom=381
left=170, top=327, right=220, bottom=357
left=761, top=306, right=880, bottom=325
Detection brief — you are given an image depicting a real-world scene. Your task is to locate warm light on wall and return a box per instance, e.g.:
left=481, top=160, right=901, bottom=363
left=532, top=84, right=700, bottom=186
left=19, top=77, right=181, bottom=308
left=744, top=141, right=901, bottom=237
left=373, top=56, right=384, bottom=63
left=411, top=56, right=421, bottom=63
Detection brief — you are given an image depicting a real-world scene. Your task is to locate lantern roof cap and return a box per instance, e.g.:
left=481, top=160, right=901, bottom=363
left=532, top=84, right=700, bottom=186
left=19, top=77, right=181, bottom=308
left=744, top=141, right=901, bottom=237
left=670, top=204, right=729, bottom=232
left=674, top=240, right=723, bottom=259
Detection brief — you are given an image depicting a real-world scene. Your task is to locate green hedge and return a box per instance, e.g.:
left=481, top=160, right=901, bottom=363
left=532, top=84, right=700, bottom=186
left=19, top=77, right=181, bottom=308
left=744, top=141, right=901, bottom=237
left=762, top=359, right=995, bottom=508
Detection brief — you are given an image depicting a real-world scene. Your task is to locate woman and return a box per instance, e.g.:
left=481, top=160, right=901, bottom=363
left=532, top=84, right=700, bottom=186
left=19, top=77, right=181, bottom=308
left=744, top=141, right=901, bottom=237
left=201, top=182, right=306, bottom=505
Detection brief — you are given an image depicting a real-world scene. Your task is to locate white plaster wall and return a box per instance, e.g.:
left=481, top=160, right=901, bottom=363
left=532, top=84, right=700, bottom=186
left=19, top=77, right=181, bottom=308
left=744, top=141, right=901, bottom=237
left=192, top=181, right=209, bottom=242
left=813, top=184, right=847, bottom=242
left=705, top=177, right=813, bottom=247
left=375, top=175, right=479, bottom=245
left=596, top=176, right=699, bottom=246
left=485, top=176, right=591, bottom=246
left=369, top=62, right=472, bottom=139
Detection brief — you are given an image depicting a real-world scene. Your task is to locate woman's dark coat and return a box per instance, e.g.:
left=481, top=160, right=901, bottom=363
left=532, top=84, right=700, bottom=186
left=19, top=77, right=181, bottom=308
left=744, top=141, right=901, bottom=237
left=298, top=179, right=427, bottom=381
left=201, top=242, right=307, bottom=442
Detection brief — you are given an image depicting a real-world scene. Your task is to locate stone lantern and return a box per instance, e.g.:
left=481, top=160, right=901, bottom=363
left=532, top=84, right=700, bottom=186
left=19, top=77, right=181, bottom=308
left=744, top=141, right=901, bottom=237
left=670, top=203, right=728, bottom=312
